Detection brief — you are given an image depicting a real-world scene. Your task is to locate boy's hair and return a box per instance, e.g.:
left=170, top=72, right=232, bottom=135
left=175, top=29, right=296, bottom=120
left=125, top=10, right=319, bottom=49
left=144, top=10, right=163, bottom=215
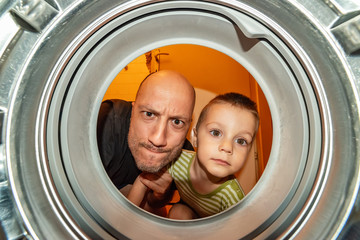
left=195, top=92, right=260, bottom=133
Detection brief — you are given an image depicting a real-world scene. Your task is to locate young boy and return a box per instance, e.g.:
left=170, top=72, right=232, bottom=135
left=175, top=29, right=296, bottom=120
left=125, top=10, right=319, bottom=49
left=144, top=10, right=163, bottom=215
left=127, top=92, right=259, bottom=219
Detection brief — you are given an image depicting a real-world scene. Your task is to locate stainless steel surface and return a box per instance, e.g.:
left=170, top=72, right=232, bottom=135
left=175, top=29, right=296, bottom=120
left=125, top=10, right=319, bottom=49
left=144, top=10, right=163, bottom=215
left=10, top=0, right=58, bottom=32
left=332, top=15, right=360, bottom=54
left=0, top=0, right=359, bottom=239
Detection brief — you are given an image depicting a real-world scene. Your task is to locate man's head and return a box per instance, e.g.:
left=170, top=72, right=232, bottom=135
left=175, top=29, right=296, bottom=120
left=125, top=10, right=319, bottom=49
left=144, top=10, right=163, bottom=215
left=128, top=70, right=196, bottom=173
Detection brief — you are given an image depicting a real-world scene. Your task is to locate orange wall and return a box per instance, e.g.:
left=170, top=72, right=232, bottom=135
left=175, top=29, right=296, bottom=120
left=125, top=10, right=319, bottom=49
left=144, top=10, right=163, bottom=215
left=103, top=44, right=253, bottom=100
left=103, top=54, right=149, bottom=101
left=158, top=44, right=252, bottom=96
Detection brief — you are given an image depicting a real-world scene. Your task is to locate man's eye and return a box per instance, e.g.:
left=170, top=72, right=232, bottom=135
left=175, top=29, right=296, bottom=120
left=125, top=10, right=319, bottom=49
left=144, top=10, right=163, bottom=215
left=143, top=111, right=154, bottom=118
left=172, top=119, right=184, bottom=127
left=236, top=138, right=248, bottom=146
left=210, top=130, right=221, bottom=137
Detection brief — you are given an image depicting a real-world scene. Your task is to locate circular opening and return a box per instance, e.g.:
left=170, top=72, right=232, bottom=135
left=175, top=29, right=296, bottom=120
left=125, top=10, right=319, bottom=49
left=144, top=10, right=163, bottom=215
left=98, top=44, right=273, bottom=218
left=44, top=2, right=322, bottom=238
left=3, top=0, right=358, bottom=239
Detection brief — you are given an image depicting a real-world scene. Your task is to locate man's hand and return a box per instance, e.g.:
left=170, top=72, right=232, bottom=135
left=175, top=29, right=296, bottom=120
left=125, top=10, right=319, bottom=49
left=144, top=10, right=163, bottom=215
left=139, top=167, right=174, bottom=208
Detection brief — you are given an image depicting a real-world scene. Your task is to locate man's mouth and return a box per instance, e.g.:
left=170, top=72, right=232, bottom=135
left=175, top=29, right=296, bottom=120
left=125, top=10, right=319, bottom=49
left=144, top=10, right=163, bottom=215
left=140, top=142, right=170, bottom=154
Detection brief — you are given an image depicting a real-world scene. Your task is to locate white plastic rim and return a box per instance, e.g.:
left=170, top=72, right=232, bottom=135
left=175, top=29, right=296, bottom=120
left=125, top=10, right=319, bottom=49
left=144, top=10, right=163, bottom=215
left=0, top=0, right=359, bottom=239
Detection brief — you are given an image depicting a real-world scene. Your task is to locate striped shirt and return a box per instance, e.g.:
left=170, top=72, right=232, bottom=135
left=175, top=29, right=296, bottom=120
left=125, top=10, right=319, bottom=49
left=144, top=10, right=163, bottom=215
left=168, top=150, right=245, bottom=217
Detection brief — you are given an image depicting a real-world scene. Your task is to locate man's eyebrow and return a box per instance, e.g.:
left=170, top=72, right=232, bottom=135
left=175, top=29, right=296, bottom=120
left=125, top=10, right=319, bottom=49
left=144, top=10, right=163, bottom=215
left=137, top=104, right=165, bottom=118
left=137, top=104, right=158, bottom=113
left=138, top=104, right=191, bottom=122
left=172, top=115, right=192, bottom=123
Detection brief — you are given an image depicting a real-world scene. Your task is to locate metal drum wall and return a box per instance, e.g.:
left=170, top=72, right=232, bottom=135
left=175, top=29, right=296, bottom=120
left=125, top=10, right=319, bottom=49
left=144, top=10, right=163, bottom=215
left=0, top=0, right=359, bottom=239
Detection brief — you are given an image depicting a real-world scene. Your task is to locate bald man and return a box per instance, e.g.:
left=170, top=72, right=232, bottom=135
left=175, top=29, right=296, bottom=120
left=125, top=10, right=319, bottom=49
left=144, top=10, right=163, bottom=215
left=97, top=70, right=195, bottom=212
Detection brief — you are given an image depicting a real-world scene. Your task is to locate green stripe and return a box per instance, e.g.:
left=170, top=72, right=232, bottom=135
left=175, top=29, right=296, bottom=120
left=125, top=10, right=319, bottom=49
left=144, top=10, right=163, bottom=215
left=170, top=150, right=245, bottom=217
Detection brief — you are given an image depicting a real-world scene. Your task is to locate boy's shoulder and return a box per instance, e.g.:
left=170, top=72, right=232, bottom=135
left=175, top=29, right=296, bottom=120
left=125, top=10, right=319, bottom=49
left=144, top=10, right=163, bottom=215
left=181, top=149, right=196, bottom=157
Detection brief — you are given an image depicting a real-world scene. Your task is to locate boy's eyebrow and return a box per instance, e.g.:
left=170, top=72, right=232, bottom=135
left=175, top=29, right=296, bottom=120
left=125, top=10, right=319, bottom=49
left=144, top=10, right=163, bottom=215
left=206, top=122, right=255, bottom=138
left=241, top=129, right=257, bottom=139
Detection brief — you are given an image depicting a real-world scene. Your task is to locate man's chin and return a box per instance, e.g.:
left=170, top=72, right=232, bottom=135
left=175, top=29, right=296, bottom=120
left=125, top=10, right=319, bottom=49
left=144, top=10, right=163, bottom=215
left=136, top=162, right=165, bottom=173
left=133, top=146, right=182, bottom=173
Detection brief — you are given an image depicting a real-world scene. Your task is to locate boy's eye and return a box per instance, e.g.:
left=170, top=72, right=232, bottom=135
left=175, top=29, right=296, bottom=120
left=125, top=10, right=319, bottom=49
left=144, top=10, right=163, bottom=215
left=210, top=129, right=221, bottom=137
left=236, top=138, right=248, bottom=146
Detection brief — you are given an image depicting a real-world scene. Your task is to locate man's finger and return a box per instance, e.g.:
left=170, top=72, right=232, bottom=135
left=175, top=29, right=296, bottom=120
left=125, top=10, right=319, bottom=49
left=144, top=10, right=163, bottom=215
left=139, top=176, right=163, bottom=193
left=139, top=172, right=172, bottom=193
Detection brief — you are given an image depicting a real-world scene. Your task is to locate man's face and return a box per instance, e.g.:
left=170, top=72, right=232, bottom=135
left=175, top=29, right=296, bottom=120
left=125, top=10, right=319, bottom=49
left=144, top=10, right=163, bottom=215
left=128, top=79, right=194, bottom=173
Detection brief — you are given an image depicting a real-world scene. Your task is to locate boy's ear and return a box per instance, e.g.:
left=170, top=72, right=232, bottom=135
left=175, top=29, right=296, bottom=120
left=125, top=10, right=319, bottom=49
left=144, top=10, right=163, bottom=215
left=191, top=127, right=198, bottom=148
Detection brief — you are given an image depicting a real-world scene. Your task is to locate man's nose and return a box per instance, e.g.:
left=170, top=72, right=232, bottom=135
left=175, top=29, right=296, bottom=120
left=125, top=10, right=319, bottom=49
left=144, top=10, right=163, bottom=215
left=219, top=138, right=233, bottom=154
left=148, top=120, right=167, bottom=147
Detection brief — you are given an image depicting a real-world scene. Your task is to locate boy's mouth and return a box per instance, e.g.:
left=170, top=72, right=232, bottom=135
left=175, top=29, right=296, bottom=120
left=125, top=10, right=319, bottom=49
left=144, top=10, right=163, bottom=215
left=211, top=158, right=230, bottom=166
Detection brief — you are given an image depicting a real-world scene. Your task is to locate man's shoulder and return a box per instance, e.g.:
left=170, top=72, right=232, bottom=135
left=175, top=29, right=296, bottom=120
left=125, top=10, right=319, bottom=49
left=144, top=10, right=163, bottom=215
left=100, top=99, right=132, bottom=121
left=102, top=99, right=132, bottom=110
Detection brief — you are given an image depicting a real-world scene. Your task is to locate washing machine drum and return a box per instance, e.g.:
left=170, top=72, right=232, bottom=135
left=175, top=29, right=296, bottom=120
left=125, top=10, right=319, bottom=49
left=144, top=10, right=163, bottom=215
left=1, top=0, right=360, bottom=239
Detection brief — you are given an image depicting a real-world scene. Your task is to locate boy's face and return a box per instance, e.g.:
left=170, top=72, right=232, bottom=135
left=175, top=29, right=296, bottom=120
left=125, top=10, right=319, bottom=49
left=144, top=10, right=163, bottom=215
left=194, top=103, right=257, bottom=179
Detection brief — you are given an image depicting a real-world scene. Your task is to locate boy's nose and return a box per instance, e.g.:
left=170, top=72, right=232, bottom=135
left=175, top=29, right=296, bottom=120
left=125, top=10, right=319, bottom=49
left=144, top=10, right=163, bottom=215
left=219, top=139, right=233, bottom=154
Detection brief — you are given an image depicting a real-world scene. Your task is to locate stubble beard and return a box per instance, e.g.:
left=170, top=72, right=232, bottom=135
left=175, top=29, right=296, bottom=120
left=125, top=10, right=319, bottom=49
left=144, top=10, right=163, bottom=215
left=128, top=134, right=183, bottom=173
